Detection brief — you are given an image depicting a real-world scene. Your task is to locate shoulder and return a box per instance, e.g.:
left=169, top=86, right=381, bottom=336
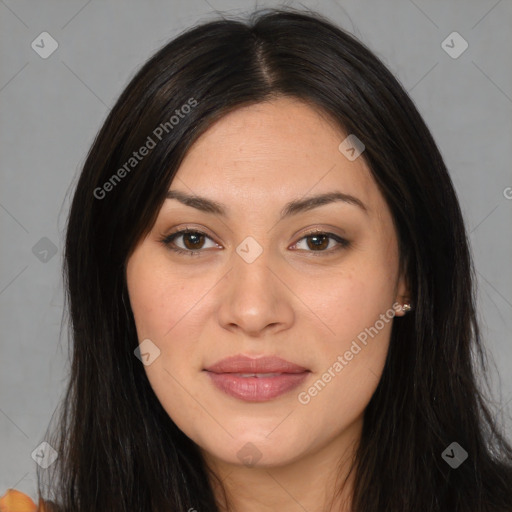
left=0, top=489, right=48, bottom=512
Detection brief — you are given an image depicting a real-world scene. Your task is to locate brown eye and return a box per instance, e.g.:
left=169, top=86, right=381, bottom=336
left=182, top=232, right=205, bottom=250
left=293, top=232, right=350, bottom=253
left=161, top=229, right=218, bottom=255
left=306, top=234, right=330, bottom=250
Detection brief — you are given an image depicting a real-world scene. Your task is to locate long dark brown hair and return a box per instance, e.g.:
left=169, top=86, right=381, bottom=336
left=39, top=8, right=512, bottom=512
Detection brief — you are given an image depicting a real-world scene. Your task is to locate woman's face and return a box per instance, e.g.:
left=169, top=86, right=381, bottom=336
left=126, top=97, right=408, bottom=470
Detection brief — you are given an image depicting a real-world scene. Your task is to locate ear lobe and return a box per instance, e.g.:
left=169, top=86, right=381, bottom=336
left=394, top=269, right=412, bottom=317
left=394, top=300, right=413, bottom=317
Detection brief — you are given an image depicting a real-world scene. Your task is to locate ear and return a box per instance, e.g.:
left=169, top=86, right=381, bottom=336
left=394, top=267, right=412, bottom=317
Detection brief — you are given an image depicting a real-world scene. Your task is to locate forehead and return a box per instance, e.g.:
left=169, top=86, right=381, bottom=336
left=169, top=98, right=382, bottom=217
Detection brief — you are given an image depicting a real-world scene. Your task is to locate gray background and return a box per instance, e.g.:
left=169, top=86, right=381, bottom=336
left=1, top=0, right=511, bottom=498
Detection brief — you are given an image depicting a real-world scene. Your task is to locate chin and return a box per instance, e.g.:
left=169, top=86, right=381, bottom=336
left=200, top=433, right=308, bottom=469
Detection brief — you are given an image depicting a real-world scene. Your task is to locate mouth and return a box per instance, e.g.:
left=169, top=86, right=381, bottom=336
left=225, top=372, right=287, bottom=378
left=204, top=354, right=309, bottom=374
left=203, top=355, right=310, bottom=402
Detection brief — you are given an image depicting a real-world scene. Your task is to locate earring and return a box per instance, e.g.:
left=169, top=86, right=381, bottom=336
left=402, top=303, right=412, bottom=313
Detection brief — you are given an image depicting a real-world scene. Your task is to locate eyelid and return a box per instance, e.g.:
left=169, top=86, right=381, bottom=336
left=160, top=226, right=350, bottom=256
left=160, top=227, right=220, bottom=253
left=290, top=229, right=349, bottom=253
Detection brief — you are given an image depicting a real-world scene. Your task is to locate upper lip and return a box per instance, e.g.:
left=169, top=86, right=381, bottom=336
left=204, top=355, right=309, bottom=374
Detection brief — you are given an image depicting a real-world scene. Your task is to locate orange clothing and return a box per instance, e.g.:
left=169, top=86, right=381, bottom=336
left=0, top=489, right=48, bottom=512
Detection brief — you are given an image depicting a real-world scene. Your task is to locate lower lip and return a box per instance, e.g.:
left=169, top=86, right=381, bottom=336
left=205, top=371, right=310, bottom=402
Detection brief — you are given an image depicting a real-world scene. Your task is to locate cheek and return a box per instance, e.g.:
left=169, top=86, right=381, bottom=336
left=127, top=249, right=211, bottom=340
left=126, top=249, right=219, bottom=374
left=292, top=252, right=398, bottom=351
left=299, top=268, right=394, bottom=386
left=290, top=246, right=397, bottom=420
left=294, top=297, right=394, bottom=444
left=126, top=253, right=214, bottom=432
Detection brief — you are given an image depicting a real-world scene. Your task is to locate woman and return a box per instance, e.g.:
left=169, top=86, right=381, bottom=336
left=2, top=8, right=511, bottom=512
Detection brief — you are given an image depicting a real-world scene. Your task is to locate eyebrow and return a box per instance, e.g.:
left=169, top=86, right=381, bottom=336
left=165, top=190, right=368, bottom=219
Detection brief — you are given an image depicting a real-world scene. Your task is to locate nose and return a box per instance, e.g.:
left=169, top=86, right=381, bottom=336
left=216, top=248, right=295, bottom=337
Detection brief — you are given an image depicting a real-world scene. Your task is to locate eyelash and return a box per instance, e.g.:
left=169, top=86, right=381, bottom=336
left=159, top=229, right=350, bottom=257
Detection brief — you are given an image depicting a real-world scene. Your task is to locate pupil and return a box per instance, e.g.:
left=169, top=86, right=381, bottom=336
left=184, top=233, right=203, bottom=249
left=308, top=235, right=328, bottom=250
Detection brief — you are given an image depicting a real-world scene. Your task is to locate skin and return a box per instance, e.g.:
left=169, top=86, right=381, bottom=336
left=126, top=97, right=410, bottom=512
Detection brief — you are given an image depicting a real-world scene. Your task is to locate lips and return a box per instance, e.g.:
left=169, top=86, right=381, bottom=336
left=203, top=355, right=310, bottom=402
left=204, top=355, right=308, bottom=374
